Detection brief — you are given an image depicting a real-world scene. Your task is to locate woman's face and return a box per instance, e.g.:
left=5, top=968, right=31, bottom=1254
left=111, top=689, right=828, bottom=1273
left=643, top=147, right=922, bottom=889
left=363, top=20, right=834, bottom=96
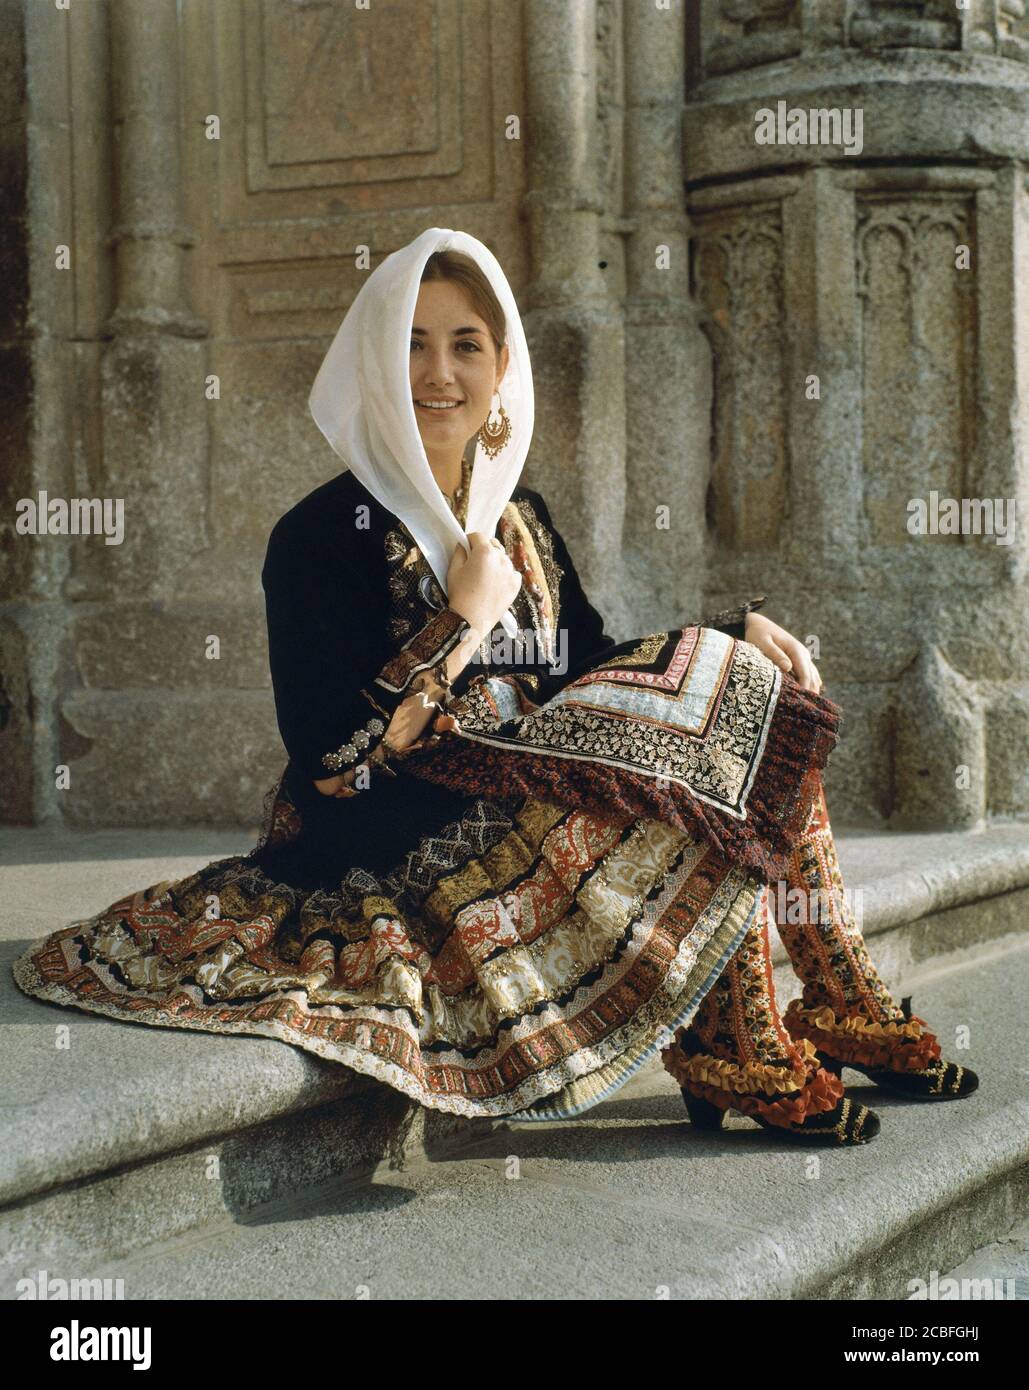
left=409, top=279, right=509, bottom=461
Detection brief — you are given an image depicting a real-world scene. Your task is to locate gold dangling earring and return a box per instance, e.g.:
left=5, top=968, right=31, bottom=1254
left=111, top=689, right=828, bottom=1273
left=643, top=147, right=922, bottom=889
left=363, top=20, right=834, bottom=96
left=477, top=391, right=512, bottom=460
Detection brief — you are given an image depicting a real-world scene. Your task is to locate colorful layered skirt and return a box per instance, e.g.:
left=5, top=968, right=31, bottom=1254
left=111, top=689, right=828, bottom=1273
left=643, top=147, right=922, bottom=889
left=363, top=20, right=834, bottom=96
left=12, top=626, right=840, bottom=1122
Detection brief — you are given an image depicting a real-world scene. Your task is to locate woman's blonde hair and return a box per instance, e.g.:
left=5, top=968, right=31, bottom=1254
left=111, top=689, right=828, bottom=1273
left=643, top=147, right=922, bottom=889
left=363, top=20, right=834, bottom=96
left=419, top=250, right=507, bottom=356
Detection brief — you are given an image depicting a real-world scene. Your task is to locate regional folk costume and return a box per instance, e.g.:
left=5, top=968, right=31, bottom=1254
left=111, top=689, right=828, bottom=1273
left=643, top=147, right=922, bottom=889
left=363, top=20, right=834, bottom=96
left=13, top=230, right=971, bottom=1135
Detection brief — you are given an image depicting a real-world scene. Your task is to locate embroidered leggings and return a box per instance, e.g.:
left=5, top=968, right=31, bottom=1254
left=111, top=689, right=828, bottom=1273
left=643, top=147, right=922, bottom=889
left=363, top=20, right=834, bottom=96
left=659, top=775, right=934, bottom=1122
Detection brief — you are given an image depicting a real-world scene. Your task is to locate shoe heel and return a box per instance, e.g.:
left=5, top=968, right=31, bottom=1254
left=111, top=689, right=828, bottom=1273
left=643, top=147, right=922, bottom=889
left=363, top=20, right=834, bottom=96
left=681, top=1089, right=727, bottom=1130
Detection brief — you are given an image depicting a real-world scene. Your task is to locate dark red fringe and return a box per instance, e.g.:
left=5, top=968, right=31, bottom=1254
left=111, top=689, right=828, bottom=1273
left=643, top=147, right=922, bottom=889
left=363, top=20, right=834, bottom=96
left=399, top=673, right=842, bottom=884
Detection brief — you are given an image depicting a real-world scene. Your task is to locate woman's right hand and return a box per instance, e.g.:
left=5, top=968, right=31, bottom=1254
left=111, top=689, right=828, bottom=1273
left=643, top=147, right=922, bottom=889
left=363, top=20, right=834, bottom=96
left=446, top=532, right=521, bottom=635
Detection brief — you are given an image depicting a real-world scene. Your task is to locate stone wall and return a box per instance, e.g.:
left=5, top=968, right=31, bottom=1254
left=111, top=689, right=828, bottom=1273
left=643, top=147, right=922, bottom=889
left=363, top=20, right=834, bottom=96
left=1, top=0, right=1026, bottom=832
left=684, top=0, right=1029, bottom=828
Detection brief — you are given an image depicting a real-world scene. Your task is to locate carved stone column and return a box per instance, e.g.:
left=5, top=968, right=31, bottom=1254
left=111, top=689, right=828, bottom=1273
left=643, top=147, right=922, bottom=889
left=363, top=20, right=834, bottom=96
left=52, top=0, right=214, bottom=827
left=3, top=0, right=114, bottom=823
left=622, top=0, right=711, bottom=632
left=97, top=0, right=209, bottom=602
left=684, top=0, right=1029, bottom=828
left=521, top=0, right=629, bottom=637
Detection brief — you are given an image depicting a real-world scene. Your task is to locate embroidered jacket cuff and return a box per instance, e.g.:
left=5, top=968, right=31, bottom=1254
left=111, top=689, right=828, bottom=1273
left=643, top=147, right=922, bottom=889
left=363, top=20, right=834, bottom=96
left=367, top=605, right=473, bottom=703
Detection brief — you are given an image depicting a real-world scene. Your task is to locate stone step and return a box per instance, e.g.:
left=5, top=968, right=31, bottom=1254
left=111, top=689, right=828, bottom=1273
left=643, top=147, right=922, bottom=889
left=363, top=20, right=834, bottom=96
left=1, top=829, right=497, bottom=1290
left=2, top=821, right=1027, bottom=1290
left=56, top=938, right=1029, bottom=1299
left=940, top=1215, right=1029, bottom=1300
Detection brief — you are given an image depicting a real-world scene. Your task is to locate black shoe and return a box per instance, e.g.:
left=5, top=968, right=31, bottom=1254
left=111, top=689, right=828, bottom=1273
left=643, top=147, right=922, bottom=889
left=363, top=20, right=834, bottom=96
left=813, top=998, right=979, bottom=1102
left=814, top=1049, right=979, bottom=1101
left=681, top=1088, right=880, bottom=1146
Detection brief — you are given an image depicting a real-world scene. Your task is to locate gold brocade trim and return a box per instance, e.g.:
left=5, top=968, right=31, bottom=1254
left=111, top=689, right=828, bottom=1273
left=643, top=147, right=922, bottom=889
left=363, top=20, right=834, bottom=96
left=603, top=632, right=667, bottom=669
left=443, top=670, right=544, bottom=734
left=11, top=858, right=754, bottom=1124
left=11, top=792, right=760, bottom=1122
left=512, top=496, right=564, bottom=635
left=662, top=1035, right=820, bottom=1097
left=502, top=501, right=554, bottom=629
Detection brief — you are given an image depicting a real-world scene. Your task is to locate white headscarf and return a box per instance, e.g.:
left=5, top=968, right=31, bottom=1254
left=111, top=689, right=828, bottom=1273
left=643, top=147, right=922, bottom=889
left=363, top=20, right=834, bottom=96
left=308, top=227, right=534, bottom=639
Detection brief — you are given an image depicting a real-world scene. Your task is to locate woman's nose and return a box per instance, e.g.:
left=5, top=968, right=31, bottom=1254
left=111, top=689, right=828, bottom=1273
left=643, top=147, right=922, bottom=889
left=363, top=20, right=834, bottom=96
left=421, top=348, right=455, bottom=385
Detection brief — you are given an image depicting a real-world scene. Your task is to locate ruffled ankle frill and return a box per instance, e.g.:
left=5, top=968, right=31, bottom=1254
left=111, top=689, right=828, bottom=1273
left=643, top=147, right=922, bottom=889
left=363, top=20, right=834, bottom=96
left=661, top=1034, right=846, bottom=1126
left=782, top=998, right=943, bottom=1074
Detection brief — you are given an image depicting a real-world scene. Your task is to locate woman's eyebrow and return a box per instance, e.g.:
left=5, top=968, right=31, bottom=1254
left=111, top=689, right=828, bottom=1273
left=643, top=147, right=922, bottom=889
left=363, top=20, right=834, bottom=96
left=410, top=326, right=485, bottom=336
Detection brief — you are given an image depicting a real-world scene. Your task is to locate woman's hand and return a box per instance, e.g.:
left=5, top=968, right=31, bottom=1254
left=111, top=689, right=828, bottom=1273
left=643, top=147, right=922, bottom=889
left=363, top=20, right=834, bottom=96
left=743, top=611, right=822, bottom=694
left=313, top=767, right=361, bottom=797
left=312, top=738, right=395, bottom=797
left=447, top=532, right=521, bottom=635
left=313, top=532, right=520, bottom=801
left=312, top=684, right=447, bottom=797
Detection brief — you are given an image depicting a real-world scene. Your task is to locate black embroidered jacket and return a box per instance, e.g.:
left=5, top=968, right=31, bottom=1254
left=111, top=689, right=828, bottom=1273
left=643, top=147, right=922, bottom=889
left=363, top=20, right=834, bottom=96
left=257, top=469, right=763, bottom=889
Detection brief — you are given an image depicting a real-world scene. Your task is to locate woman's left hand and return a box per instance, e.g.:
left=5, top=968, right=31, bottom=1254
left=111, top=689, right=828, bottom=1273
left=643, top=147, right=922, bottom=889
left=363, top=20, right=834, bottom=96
left=313, top=767, right=361, bottom=797
left=312, top=681, right=445, bottom=799
left=743, top=612, right=822, bottom=694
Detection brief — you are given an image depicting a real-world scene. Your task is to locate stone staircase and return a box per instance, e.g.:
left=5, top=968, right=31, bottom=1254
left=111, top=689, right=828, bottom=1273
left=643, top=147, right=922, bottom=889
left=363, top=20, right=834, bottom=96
left=2, top=821, right=1027, bottom=1300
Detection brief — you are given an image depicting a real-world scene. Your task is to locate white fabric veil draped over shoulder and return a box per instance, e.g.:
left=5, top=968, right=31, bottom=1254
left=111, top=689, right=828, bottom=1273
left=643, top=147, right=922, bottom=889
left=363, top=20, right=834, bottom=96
left=308, top=227, right=534, bottom=639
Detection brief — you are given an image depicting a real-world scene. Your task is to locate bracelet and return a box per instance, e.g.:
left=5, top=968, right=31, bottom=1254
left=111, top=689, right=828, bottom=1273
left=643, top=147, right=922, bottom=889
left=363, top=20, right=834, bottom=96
left=334, top=734, right=405, bottom=796
left=339, top=662, right=463, bottom=794
left=321, top=716, right=387, bottom=774
left=433, top=662, right=454, bottom=707
left=699, top=595, right=768, bottom=634
left=362, top=736, right=402, bottom=780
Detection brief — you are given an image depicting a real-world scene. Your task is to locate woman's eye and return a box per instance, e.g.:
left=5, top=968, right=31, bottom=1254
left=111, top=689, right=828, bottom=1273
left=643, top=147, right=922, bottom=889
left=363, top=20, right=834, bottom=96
left=409, top=339, right=481, bottom=352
